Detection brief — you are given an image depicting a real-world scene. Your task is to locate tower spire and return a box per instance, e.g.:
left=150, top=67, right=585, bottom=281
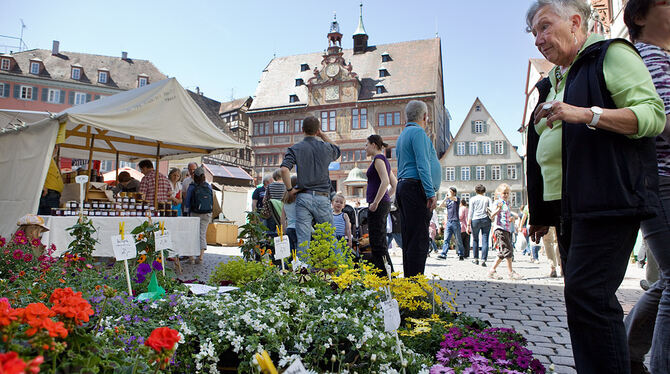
left=353, top=2, right=367, bottom=36
left=352, top=1, right=369, bottom=53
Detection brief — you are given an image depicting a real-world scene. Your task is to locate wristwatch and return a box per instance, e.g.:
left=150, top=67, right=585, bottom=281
left=287, top=187, right=293, bottom=192
left=587, top=106, right=603, bottom=130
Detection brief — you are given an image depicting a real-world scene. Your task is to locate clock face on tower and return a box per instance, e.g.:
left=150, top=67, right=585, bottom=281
left=325, top=63, right=340, bottom=78
left=325, top=86, right=339, bottom=101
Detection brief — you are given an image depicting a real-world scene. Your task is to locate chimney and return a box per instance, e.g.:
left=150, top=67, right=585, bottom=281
left=52, top=40, right=59, bottom=55
left=121, top=51, right=128, bottom=60
left=196, top=87, right=200, bottom=95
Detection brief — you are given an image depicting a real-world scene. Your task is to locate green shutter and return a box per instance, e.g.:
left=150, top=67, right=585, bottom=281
left=502, top=165, right=508, bottom=180
left=32, top=87, right=38, bottom=101
left=483, top=122, right=488, bottom=134
left=471, top=121, right=475, bottom=133
left=503, top=141, right=508, bottom=155
left=68, top=91, right=74, bottom=104
left=3, top=84, right=9, bottom=97
left=13, top=84, right=19, bottom=98
left=41, top=87, right=48, bottom=101
left=94, top=94, right=100, bottom=100
left=486, top=165, right=491, bottom=181
left=59, top=90, right=65, bottom=103
left=453, top=144, right=457, bottom=156
left=86, top=93, right=91, bottom=102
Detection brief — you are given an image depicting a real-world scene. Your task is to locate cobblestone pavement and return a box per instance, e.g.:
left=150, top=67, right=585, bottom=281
left=174, top=244, right=648, bottom=374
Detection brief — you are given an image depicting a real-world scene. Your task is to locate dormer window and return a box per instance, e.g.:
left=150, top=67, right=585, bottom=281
left=98, top=70, right=108, bottom=84
left=138, top=75, right=148, bottom=87
left=375, top=83, right=385, bottom=94
left=378, top=68, right=389, bottom=78
left=381, top=52, right=391, bottom=62
left=295, top=78, right=304, bottom=86
left=300, top=63, right=309, bottom=72
left=71, top=67, right=81, bottom=80
left=289, top=94, right=299, bottom=103
left=30, top=62, right=40, bottom=75
left=1, top=58, right=10, bottom=71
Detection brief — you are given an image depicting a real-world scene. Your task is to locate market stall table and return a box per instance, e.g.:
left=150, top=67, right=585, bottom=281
left=40, top=216, right=201, bottom=258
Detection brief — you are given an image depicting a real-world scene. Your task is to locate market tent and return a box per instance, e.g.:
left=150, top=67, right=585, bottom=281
left=102, top=167, right=144, bottom=183
left=0, top=78, right=243, bottom=236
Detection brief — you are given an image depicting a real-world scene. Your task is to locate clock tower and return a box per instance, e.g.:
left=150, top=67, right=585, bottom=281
left=307, top=13, right=361, bottom=107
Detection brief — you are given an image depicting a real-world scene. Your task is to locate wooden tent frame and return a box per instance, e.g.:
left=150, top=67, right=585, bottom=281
left=61, top=124, right=215, bottom=208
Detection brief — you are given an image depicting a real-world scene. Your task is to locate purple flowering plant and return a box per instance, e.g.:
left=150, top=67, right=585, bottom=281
left=430, top=327, right=546, bottom=374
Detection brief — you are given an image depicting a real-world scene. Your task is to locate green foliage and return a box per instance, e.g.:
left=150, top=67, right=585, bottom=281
left=303, top=222, right=354, bottom=271
left=65, top=216, right=98, bottom=258
left=209, top=257, right=274, bottom=286
left=238, top=211, right=272, bottom=261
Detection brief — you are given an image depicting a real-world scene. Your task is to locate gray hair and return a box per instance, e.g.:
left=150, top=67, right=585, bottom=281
left=525, top=0, right=592, bottom=33
left=405, top=100, right=428, bottom=123
left=187, top=161, right=198, bottom=168
left=272, top=168, right=282, bottom=181
left=262, top=174, right=273, bottom=184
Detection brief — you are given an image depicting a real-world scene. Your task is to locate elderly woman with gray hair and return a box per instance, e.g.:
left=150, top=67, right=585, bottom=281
left=524, top=0, right=666, bottom=372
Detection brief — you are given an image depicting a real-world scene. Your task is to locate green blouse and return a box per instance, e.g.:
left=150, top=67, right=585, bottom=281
left=535, top=33, right=665, bottom=201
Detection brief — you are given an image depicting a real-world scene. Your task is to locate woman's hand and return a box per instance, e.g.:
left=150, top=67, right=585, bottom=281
left=534, top=101, right=590, bottom=128
left=369, top=201, right=378, bottom=212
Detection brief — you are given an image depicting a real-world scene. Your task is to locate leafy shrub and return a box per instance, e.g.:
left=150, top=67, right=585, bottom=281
left=209, top=257, right=273, bottom=286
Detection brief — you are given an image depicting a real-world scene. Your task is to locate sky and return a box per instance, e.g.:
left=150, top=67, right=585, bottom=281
left=1, top=0, right=544, bottom=147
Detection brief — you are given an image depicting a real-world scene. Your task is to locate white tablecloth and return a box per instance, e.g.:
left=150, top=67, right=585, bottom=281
left=41, top=216, right=201, bottom=258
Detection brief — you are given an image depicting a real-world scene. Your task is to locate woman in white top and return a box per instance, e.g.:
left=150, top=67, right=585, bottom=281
left=168, top=168, right=182, bottom=216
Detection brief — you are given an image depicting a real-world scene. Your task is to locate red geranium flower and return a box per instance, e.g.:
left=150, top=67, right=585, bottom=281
left=0, top=351, right=26, bottom=374
left=0, top=299, right=23, bottom=327
left=49, top=288, right=94, bottom=326
left=144, top=327, right=180, bottom=353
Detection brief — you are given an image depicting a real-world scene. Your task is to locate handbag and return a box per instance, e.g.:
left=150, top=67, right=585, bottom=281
left=259, top=188, right=272, bottom=219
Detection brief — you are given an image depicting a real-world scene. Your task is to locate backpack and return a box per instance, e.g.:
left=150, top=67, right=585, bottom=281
left=190, top=182, right=213, bottom=214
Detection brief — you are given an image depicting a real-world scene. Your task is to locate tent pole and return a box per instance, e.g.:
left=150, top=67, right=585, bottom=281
left=115, top=152, right=119, bottom=185
left=84, top=134, right=96, bottom=203
left=154, top=142, right=160, bottom=210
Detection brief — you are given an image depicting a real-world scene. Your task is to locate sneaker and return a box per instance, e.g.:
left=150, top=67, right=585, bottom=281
left=509, top=271, right=524, bottom=280
left=458, top=256, right=464, bottom=261
left=437, top=254, right=446, bottom=260
left=481, top=261, right=486, bottom=267
left=640, top=280, right=650, bottom=291
left=549, top=268, right=557, bottom=278
left=472, top=259, right=479, bottom=265
left=488, top=270, right=502, bottom=280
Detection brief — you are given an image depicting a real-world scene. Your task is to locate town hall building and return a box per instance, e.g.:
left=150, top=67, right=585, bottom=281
left=248, top=6, right=449, bottom=199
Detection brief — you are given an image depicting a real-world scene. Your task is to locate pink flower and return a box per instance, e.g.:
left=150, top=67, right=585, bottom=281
left=31, top=238, right=43, bottom=247
left=12, top=250, right=24, bottom=260
left=0, top=237, right=6, bottom=247
left=23, top=253, right=33, bottom=262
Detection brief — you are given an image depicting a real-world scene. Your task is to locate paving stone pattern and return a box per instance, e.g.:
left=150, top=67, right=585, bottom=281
left=173, top=244, right=647, bottom=374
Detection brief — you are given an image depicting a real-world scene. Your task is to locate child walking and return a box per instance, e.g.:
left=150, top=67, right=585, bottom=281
left=488, top=183, right=523, bottom=280
left=332, top=193, right=352, bottom=249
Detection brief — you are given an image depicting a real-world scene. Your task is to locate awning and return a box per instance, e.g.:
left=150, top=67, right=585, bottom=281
left=203, top=163, right=253, bottom=181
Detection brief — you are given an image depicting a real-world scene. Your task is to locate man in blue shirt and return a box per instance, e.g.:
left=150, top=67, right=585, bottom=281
left=396, top=100, right=442, bottom=276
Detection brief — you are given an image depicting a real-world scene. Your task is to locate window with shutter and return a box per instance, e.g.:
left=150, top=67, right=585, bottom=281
left=59, top=90, right=65, bottom=104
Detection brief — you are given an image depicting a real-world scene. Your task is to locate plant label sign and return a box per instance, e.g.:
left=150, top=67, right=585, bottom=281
left=380, top=298, right=401, bottom=332
left=273, top=235, right=291, bottom=260
left=155, top=231, right=172, bottom=252
left=111, top=235, right=136, bottom=262
left=284, top=358, right=308, bottom=374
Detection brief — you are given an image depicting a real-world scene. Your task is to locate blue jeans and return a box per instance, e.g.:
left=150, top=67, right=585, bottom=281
left=625, top=179, right=670, bottom=372
left=387, top=233, right=402, bottom=249
left=441, top=220, right=464, bottom=257
left=295, top=192, right=333, bottom=259
left=471, top=218, right=491, bottom=261
left=531, top=245, right=541, bottom=261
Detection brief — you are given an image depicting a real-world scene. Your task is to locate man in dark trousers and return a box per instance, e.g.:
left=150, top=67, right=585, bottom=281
left=280, top=116, right=341, bottom=254
left=395, top=100, right=441, bottom=277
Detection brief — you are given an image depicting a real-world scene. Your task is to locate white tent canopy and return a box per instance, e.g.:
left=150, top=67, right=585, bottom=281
left=0, top=78, right=242, bottom=236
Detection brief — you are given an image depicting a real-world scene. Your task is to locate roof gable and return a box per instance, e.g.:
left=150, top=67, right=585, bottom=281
left=3, top=49, right=166, bottom=90
left=250, top=38, right=442, bottom=111
left=441, top=98, right=522, bottom=163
